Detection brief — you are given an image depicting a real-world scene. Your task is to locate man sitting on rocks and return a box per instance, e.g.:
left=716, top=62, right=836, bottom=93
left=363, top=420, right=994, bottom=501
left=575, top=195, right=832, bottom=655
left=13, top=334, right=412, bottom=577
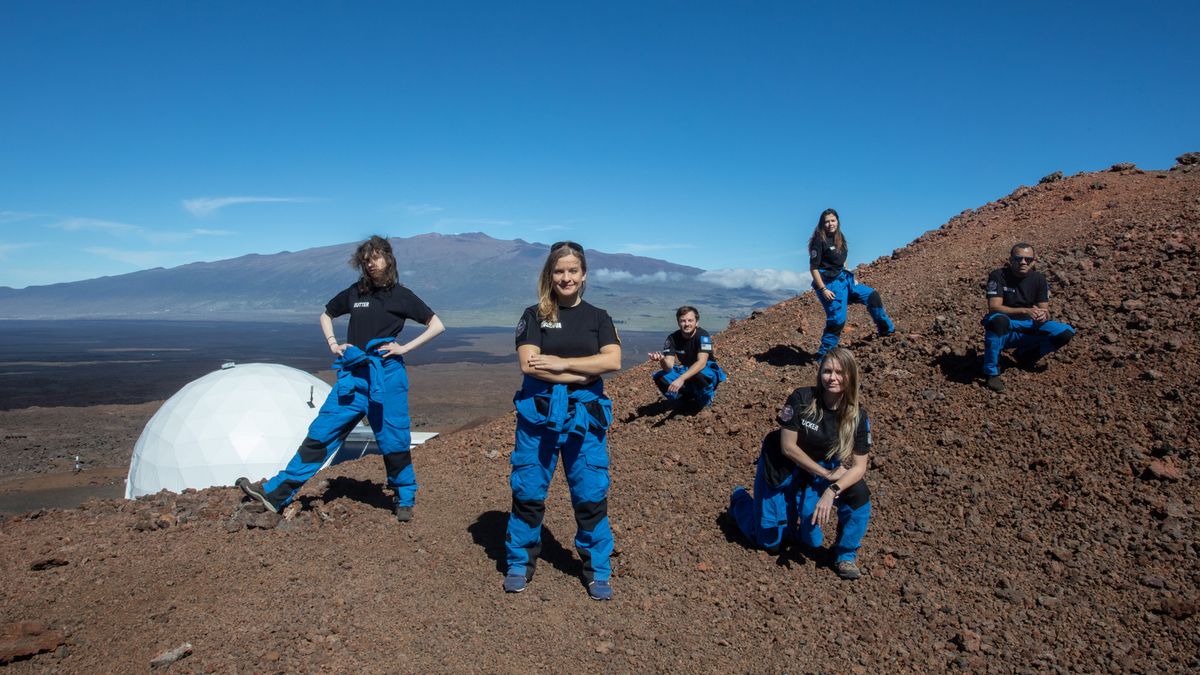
left=981, top=243, right=1076, bottom=392
left=649, top=305, right=727, bottom=408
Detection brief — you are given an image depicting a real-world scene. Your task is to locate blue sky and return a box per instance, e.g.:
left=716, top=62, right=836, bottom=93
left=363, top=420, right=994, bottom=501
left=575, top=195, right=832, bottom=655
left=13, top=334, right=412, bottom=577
left=1, top=1, right=1196, bottom=290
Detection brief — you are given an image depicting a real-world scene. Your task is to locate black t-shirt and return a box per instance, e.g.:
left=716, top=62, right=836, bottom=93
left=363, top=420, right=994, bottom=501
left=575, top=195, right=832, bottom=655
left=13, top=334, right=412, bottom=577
left=661, top=327, right=716, bottom=367
left=325, top=284, right=436, bottom=349
left=774, top=386, right=872, bottom=507
left=986, top=268, right=1049, bottom=309
left=515, top=301, right=620, bottom=357
left=809, top=238, right=848, bottom=282
left=777, top=387, right=871, bottom=461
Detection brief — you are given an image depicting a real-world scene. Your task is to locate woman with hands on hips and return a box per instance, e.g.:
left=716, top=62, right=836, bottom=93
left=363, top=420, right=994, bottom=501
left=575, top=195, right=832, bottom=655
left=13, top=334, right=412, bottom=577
left=237, top=235, right=444, bottom=523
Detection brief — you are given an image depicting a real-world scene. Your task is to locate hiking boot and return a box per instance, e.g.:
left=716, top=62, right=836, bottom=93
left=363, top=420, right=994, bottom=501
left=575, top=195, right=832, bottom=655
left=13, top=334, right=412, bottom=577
left=835, top=560, right=861, bottom=580
left=394, top=504, right=414, bottom=523
left=587, top=579, right=613, bottom=601
left=985, top=375, right=1005, bottom=393
left=235, top=477, right=279, bottom=513
left=503, top=573, right=527, bottom=594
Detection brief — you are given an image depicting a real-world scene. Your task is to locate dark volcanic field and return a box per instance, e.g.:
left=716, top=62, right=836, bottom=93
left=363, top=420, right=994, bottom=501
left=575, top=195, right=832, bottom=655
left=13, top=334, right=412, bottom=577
left=0, top=162, right=1197, bottom=671
left=0, top=323, right=663, bottom=410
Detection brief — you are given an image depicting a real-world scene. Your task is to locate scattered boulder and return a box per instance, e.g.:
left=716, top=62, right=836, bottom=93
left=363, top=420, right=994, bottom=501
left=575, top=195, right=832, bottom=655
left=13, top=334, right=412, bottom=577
left=1039, top=171, right=1064, bottom=184
left=0, top=622, right=65, bottom=665
left=150, top=643, right=193, bottom=669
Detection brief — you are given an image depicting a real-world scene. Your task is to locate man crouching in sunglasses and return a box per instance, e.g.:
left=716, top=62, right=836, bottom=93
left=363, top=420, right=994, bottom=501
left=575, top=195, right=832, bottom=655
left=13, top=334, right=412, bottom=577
left=981, top=243, right=1076, bottom=393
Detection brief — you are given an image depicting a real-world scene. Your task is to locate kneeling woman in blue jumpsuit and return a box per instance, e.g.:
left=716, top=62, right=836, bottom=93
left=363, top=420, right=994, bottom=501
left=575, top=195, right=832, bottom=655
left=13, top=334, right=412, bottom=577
left=237, top=235, right=444, bottom=521
left=504, top=241, right=622, bottom=600
left=808, top=208, right=894, bottom=357
left=729, top=346, right=873, bottom=580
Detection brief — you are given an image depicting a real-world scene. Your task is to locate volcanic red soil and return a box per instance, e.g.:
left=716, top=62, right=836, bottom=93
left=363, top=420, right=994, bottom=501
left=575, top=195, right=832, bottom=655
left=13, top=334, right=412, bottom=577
left=1, top=159, right=1197, bottom=672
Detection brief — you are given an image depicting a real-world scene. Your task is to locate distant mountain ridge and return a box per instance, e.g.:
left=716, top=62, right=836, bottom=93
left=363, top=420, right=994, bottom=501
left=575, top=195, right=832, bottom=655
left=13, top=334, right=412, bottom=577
left=0, top=232, right=791, bottom=330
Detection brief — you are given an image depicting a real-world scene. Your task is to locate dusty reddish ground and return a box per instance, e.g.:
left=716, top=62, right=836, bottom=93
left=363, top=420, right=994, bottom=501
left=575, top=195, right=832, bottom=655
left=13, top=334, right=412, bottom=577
left=1, top=161, right=1197, bottom=671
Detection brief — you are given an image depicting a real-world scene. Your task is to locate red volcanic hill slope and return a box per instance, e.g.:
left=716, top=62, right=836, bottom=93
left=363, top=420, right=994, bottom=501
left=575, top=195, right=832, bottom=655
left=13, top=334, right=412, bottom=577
left=1, top=161, right=1197, bottom=671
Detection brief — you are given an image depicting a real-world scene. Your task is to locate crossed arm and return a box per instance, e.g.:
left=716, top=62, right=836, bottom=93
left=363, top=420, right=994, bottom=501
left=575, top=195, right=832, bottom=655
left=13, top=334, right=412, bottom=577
left=519, top=343, right=622, bottom=384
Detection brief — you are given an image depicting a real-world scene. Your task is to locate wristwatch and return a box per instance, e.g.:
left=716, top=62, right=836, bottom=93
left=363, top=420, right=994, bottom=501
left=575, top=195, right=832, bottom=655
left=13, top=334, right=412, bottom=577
left=827, top=483, right=842, bottom=498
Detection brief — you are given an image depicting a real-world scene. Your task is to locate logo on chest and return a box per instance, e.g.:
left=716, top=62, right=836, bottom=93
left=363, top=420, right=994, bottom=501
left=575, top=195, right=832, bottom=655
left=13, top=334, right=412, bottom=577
left=540, top=321, right=562, bottom=329
left=800, top=419, right=820, bottom=432
left=353, top=301, right=370, bottom=308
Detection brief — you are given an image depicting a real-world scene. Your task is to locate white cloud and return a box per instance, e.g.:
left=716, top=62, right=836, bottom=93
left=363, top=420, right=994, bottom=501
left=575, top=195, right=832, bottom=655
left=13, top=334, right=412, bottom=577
left=0, top=242, right=36, bottom=261
left=621, top=243, right=697, bottom=254
left=405, top=203, right=444, bottom=215
left=182, top=196, right=317, bottom=218
left=591, top=268, right=688, bottom=284
left=537, top=224, right=570, bottom=232
left=0, top=210, right=43, bottom=224
left=51, top=217, right=141, bottom=235
left=698, top=268, right=808, bottom=292
left=49, top=216, right=236, bottom=244
left=83, top=247, right=195, bottom=268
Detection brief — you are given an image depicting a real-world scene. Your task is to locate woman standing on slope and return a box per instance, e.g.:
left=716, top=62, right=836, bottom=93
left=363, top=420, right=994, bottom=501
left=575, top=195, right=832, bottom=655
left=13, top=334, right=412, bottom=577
left=504, top=241, right=622, bottom=600
left=238, top=235, right=444, bottom=522
left=729, top=346, right=873, bottom=579
left=808, top=208, right=894, bottom=357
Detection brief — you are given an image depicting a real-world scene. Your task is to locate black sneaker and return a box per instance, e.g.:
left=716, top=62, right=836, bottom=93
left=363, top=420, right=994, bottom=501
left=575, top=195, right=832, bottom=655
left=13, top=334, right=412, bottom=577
left=394, top=504, right=414, bottom=523
left=985, top=375, right=1005, bottom=393
left=236, top=477, right=279, bottom=513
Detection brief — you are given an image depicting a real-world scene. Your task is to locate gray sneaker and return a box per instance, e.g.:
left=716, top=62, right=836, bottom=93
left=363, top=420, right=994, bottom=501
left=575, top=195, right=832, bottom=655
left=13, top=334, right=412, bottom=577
left=835, top=560, right=861, bottom=580
left=235, top=477, right=279, bottom=513
left=985, top=375, right=1005, bottom=393
left=394, top=504, right=414, bottom=523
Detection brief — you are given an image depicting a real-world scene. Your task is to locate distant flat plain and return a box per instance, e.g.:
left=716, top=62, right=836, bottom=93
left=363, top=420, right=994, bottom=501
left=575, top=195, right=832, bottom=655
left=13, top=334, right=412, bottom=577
left=0, top=320, right=668, bottom=513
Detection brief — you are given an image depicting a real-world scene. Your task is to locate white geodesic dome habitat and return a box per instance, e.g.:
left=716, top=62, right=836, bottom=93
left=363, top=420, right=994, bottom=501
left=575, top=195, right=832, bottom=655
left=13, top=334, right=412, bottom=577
left=125, top=363, right=331, bottom=499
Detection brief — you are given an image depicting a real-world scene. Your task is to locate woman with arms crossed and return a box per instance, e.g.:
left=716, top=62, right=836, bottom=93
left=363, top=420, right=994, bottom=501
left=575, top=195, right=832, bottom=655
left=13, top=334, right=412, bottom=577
left=504, top=241, right=622, bottom=600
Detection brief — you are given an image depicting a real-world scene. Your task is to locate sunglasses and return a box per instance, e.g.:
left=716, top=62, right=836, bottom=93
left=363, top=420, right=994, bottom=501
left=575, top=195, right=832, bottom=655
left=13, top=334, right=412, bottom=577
left=552, top=241, right=583, bottom=252
left=1010, top=255, right=1035, bottom=264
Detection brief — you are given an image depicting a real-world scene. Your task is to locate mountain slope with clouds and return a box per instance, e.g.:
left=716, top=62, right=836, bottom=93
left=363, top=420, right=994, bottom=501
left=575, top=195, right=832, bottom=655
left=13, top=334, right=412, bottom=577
left=0, top=232, right=802, bottom=330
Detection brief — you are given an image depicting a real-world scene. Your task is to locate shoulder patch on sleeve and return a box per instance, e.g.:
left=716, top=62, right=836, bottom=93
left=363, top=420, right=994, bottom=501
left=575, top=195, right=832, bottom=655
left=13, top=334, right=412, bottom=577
left=986, top=278, right=1000, bottom=296
left=779, top=404, right=794, bottom=423
left=515, top=317, right=526, bottom=338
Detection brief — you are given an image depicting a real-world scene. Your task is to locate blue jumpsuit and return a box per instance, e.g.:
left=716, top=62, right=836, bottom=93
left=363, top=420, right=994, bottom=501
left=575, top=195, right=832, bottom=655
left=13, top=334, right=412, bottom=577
left=814, top=270, right=894, bottom=357
left=262, top=338, right=417, bottom=508
left=506, top=377, right=614, bottom=582
left=506, top=300, right=619, bottom=584
left=981, top=267, right=1075, bottom=377
left=258, top=281, right=436, bottom=511
left=810, top=236, right=893, bottom=356
left=653, top=361, right=727, bottom=407
left=729, top=388, right=872, bottom=563
left=652, top=327, right=728, bottom=407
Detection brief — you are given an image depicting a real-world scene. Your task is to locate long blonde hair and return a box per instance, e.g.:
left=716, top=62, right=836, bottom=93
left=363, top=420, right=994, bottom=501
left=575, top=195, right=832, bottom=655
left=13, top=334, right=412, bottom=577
left=536, top=241, right=587, bottom=323
left=802, top=346, right=861, bottom=466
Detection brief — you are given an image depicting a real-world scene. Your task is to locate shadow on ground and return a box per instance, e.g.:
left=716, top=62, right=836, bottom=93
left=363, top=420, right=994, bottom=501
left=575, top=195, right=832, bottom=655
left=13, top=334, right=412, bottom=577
left=469, top=510, right=584, bottom=581
left=753, top=345, right=817, bottom=367
left=308, top=476, right=394, bottom=511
